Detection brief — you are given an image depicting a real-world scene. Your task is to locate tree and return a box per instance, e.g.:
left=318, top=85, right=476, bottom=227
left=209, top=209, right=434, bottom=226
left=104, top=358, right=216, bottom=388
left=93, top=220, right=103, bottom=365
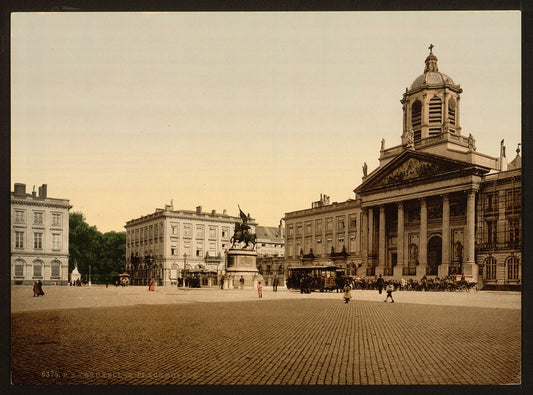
left=69, top=212, right=125, bottom=283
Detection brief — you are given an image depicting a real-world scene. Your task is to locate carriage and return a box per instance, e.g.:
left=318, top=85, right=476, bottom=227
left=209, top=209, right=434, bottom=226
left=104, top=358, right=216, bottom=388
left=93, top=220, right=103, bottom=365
left=286, top=265, right=345, bottom=293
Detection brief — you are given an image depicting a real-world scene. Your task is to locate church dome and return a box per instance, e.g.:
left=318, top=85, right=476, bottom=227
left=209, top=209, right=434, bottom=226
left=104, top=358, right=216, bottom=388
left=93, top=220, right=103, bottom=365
left=410, top=71, right=455, bottom=89
left=409, top=45, right=457, bottom=90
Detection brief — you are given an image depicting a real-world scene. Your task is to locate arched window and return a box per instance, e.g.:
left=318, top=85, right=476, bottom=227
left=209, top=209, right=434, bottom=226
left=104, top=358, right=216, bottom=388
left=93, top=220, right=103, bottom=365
left=428, top=96, right=442, bottom=137
left=411, top=100, right=422, bottom=143
left=33, top=260, right=43, bottom=278
left=447, top=98, right=456, bottom=132
left=51, top=261, right=60, bottom=278
left=506, top=256, right=520, bottom=280
left=14, top=260, right=25, bottom=277
left=485, top=257, right=497, bottom=280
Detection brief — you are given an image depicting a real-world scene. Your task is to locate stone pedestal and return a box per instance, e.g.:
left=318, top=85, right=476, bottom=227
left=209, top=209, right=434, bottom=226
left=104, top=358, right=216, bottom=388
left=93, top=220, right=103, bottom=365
left=438, top=264, right=449, bottom=278
left=416, top=265, right=427, bottom=278
left=463, top=263, right=479, bottom=284
left=225, top=249, right=263, bottom=289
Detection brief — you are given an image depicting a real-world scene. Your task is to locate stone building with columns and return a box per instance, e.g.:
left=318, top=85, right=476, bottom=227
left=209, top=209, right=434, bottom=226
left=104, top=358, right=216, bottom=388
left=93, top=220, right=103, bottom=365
left=284, top=47, right=521, bottom=289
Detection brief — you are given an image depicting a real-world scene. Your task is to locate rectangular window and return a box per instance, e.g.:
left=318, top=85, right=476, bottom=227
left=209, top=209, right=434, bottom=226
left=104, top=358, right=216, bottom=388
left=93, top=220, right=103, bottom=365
left=15, top=210, right=25, bottom=223
left=15, top=231, right=24, bottom=248
left=287, top=225, right=294, bottom=237
left=33, top=263, right=42, bottom=277
left=305, top=222, right=312, bottom=235
left=326, top=218, right=333, bottom=232
left=196, top=225, right=204, bottom=238
left=34, top=232, right=43, bottom=249
left=337, top=216, right=345, bottom=231
left=222, top=227, right=229, bottom=238
left=52, top=234, right=60, bottom=250
left=52, top=213, right=61, bottom=226
left=34, top=212, right=43, bottom=224
left=315, top=219, right=323, bottom=233
left=296, top=224, right=302, bottom=236
left=184, top=224, right=192, bottom=237
left=349, top=215, right=357, bottom=229
left=209, top=226, right=217, bottom=239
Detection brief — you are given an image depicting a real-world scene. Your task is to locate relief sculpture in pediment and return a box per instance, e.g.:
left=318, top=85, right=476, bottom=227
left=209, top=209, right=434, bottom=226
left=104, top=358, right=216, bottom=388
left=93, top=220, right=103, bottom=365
left=382, top=158, right=441, bottom=185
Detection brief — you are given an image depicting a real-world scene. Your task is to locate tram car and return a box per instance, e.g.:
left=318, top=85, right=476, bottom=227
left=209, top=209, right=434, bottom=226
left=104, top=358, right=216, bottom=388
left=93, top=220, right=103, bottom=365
left=286, top=265, right=345, bottom=293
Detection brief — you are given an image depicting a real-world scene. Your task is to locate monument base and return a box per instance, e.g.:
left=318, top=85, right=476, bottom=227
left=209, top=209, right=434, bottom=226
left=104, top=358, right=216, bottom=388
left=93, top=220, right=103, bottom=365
left=225, top=249, right=263, bottom=289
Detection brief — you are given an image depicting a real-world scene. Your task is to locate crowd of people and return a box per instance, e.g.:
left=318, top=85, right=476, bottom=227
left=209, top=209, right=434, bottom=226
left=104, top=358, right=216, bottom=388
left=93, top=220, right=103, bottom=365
left=343, top=274, right=478, bottom=292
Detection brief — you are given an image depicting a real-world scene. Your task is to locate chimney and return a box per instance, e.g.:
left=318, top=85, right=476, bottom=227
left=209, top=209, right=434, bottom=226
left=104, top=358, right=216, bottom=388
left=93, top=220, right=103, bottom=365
left=223, top=209, right=227, bottom=215
left=38, top=184, right=48, bottom=198
left=196, top=206, right=202, bottom=214
left=211, top=209, right=216, bottom=216
left=32, top=185, right=36, bottom=198
left=14, top=183, right=26, bottom=196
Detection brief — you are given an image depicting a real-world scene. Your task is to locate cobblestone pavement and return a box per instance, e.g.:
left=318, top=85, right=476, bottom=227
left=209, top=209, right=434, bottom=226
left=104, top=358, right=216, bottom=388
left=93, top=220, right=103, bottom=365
left=11, top=287, right=520, bottom=386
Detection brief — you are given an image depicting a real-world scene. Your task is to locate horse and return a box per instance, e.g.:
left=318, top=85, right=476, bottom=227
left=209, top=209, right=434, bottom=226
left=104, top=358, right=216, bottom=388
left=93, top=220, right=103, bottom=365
left=231, top=229, right=256, bottom=250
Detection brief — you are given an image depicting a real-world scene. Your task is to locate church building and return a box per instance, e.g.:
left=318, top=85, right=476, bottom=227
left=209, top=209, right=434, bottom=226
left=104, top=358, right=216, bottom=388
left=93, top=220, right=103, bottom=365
left=284, top=47, right=521, bottom=290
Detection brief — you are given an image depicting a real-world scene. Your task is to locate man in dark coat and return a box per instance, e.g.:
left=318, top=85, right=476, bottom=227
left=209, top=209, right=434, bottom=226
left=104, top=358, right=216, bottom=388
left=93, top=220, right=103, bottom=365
left=37, top=280, right=45, bottom=296
left=376, top=274, right=385, bottom=295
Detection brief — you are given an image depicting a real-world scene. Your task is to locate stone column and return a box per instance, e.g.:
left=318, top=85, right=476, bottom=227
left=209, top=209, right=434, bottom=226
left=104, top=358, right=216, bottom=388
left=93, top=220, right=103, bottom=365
left=462, top=191, right=479, bottom=284
left=361, top=208, right=368, bottom=268
left=417, top=198, right=428, bottom=277
left=377, top=205, right=386, bottom=275
left=440, top=194, right=450, bottom=277
left=367, top=207, right=374, bottom=267
left=465, top=190, right=476, bottom=264
left=394, top=201, right=404, bottom=277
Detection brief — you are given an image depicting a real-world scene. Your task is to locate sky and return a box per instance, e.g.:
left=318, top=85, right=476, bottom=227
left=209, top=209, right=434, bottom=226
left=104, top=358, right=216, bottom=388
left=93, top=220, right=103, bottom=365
left=11, top=11, right=521, bottom=233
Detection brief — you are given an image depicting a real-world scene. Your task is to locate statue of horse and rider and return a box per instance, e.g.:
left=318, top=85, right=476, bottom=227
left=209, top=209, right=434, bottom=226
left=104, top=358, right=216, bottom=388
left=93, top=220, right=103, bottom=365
left=230, top=206, right=256, bottom=250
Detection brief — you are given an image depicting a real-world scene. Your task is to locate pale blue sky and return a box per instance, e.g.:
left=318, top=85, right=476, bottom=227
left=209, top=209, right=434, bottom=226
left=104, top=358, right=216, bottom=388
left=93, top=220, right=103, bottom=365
left=11, top=11, right=521, bottom=232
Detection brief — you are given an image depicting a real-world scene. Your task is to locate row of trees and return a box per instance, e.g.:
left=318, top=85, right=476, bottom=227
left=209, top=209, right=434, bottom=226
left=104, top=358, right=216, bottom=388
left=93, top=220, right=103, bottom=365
left=69, top=212, right=126, bottom=284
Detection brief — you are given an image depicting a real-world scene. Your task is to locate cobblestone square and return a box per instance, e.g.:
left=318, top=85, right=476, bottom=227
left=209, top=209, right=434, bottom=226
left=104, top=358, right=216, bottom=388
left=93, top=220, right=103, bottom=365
left=11, top=286, right=520, bottom=385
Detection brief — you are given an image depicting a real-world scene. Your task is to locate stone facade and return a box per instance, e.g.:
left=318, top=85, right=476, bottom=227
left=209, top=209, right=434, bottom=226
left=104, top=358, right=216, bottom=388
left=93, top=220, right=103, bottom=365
left=125, top=204, right=253, bottom=286
left=284, top=47, right=521, bottom=290
left=11, top=183, right=71, bottom=285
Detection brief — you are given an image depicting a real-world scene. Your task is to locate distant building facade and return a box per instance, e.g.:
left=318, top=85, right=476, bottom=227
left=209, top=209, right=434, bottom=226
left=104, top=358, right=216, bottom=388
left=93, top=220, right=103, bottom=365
left=125, top=203, right=254, bottom=286
left=11, top=183, right=71, bottom=285
left=256, top=222, right=286, bottom=286
left=284, top=47, right=521, bottom=290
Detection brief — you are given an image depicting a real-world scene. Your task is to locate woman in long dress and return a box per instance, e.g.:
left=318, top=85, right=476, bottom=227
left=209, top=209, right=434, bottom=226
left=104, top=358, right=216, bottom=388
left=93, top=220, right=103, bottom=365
left=148, top=278, right=156, bottom=291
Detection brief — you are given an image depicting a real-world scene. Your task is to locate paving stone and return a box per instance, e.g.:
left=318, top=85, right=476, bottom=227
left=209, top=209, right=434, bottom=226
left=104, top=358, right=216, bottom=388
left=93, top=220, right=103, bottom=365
left=10, top=287, right=520, bottom=385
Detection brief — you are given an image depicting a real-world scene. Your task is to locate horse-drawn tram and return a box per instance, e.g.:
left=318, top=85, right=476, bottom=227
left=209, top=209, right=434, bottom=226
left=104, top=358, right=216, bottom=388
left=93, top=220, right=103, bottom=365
left=286, top=265, right=345, bottom=293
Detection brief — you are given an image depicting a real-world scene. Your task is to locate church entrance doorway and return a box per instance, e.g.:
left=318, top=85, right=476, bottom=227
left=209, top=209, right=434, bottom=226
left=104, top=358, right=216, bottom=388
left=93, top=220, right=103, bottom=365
left=427, top=236, right=442, bottom=276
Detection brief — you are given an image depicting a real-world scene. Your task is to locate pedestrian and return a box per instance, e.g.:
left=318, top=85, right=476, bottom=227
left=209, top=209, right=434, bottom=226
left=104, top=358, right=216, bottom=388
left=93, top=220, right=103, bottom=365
left=384, top=282, right=395, bottom=303
left=343, top=283, right=352, bottom=304
left=220, top=276, right=224, bottom=289
left=257, top=281, right=263, bottom=298
left=33, top=281, right=40, bottom=297
left=105, top=279, right=109, bottom=288
left=377, top=274, right=385, bottom=295
left=272, top=276, right=278, bottom=292
left=239, top=275, right=245, bottom=289
left=148, top=278, right=156, bottom=291
left=37, top=280, right=45, bottom=296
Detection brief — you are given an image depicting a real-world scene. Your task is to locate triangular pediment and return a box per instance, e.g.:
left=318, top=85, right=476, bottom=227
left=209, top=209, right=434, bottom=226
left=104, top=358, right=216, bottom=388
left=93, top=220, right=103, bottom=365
left=355, top=150, right=490, bottom=194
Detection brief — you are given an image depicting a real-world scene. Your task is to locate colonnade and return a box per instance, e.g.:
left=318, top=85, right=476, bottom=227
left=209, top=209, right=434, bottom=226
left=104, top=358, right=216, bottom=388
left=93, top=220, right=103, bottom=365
left=360, top=190, right=477, bottom=279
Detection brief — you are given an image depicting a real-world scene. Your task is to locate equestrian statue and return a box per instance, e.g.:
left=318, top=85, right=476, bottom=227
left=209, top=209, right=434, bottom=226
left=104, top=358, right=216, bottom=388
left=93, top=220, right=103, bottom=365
left=230, top=205, right=256, bottom=250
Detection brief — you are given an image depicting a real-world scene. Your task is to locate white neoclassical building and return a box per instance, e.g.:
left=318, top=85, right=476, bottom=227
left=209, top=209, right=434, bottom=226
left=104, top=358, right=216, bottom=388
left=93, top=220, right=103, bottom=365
left=11, top=183, right=71, bottom=285
left=125, top=203, right=255, bottom=286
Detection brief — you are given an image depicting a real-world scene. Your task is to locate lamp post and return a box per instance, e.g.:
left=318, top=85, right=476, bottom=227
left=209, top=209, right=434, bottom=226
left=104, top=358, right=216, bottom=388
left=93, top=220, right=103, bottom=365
left=182, top=253, right=187, bottom=289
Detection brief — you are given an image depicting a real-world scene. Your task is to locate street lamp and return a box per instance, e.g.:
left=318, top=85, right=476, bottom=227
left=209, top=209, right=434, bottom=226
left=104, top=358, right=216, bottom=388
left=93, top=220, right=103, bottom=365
left=182, top=253, right=188, bottom=289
